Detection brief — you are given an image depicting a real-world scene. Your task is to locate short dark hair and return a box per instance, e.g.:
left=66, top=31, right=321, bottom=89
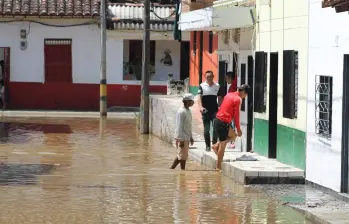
left=226, top=71, right=235, bottom=78
left=238, top=84, right=251, bottom=94
left=205, top=70, right=213, bottom=76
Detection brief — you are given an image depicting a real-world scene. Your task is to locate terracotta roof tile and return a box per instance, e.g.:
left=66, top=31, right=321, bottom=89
left=0, top=0, right=100, bottom=16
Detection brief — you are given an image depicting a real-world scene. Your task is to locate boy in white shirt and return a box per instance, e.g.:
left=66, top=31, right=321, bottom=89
left=171, top=93, right=195, bottom=170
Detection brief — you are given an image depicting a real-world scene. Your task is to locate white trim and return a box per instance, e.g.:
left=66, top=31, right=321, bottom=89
left=217, top=50, right=234, bottom=54
left=121, top=80, right=168, bottom=86
left=107, top=30, right=190, bottom=41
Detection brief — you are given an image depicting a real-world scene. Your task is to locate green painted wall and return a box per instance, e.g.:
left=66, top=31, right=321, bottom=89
left=253, top=118, right=269, bottom=157
left=189, top=86, right=199, bottom=95
left=277, top=125, right=306, bottom=170
left=253, top=118, right=306, bottom=170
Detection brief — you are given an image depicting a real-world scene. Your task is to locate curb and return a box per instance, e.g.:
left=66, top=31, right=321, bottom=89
left=0, top=111, right=138, bottom=119
left=288, top=205, right=332, bottom=224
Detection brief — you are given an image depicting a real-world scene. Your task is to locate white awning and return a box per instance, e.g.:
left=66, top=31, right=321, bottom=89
left=212, top=5, right=255, bottom=30
left=178, top=7, right=213, bottom=31
left=178, top=3, right=255, bottom=32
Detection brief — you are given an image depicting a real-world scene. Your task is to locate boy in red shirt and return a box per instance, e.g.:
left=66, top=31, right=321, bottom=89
left=213, top=84, right=250, bottom=170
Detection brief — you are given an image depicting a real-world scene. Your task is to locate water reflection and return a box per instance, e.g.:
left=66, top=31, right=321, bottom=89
left=0, top=117, right=312, bottom=223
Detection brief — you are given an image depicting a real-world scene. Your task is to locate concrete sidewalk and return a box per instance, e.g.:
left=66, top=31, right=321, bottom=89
left=150, top=95, right=304, bottom=185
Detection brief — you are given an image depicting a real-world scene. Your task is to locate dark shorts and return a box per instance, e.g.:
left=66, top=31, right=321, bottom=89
left=214, top=118, right=230, bottom=142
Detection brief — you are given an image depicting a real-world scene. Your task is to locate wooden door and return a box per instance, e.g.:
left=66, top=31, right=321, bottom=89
left=44, top=39, right=72, bottom=83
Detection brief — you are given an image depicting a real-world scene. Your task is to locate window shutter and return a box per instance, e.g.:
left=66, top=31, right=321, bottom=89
left=254, top=51, right=266, bottom=113
left=283, top=50, right=297, bottom=119
left=241, top=63, right=246, bottom=111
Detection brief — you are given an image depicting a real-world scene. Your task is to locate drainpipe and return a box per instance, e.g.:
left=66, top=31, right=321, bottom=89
left=199, top=31, right=204, bottom=84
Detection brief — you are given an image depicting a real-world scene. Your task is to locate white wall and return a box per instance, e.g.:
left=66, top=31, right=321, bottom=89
left=0, top=19, right=122, bottom=85
left=256, top=0, right=308, bottom=131
left=154, top=40, right=181, bottom=81
left=306, top=0, right=349, bottom=192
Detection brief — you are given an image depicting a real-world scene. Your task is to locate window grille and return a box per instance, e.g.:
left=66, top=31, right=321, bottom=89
left=315, top=75, right=333, bottom=138
left=45, top=39, right=72, bottom=45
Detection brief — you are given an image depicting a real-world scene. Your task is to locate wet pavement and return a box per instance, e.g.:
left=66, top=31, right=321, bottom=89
left=253, top=185, right=349, bottom=223
left=0, top=117, right=312, bottom=223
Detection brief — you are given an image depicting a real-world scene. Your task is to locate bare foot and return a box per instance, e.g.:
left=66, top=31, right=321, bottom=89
left=212, top=144, right=219, bottom=155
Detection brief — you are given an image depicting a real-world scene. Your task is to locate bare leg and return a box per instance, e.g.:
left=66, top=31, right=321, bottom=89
left=216, top=140, right=228, bottom=170
left=170, top=157, right=180, bottom=169
left=213, top=128, right=237, bottom=152
left=212, top=142, right=219, bottom=155
left=180, top=160, right=186, bottom=170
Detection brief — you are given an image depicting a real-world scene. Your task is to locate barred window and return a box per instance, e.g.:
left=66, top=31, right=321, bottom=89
left=44, top=39, right=71, bottom=45
left=315, top=75, right=333, bottom=138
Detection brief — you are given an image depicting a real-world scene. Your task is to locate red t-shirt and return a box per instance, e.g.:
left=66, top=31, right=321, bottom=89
left=216, top=91, right=242, bottom=130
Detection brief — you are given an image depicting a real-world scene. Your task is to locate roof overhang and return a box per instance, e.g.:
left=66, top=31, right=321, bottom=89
left=322, top=0, right=349, bottom=13
left=178, top=7, right=213, bottom=31
left=178, top=3, right=255, bottom=31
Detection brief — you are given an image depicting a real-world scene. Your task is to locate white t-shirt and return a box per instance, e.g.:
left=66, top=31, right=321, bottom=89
left=174, top=106, right=192, bottom=141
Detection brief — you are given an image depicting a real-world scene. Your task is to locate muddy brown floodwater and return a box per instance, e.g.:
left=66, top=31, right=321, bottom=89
left=0, top=117, right=312, bottom=224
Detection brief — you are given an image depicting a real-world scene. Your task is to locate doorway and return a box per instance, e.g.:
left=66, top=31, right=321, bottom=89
left=247, top=56, right=254, bottom=152
left=180, top=41, right=190, bottom=80
left=268, top=52, right=279, bottom=159
left=0, top=47, right=10, bottom=110
left=219, top=60, right=228, bottom=87
left=341, top=54, right=349, bottom=193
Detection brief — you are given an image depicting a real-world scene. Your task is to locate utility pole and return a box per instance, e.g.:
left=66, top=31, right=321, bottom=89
left=100, top=0, right=107, bottom=116
left=140, top=0, right=150, bottom=134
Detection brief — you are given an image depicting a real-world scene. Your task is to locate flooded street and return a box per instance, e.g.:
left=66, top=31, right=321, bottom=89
left=0, top=117, right=312, bottom=223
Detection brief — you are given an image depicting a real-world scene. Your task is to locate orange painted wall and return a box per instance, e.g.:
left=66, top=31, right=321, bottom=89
left=189, top=31, right=218, bottom=89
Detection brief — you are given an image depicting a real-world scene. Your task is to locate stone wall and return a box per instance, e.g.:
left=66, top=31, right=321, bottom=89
left=150, top=95, right=204, bottom=144
left=150, top=96, right=178, bottom=144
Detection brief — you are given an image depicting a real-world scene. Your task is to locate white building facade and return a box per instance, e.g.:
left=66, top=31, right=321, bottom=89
left=0, top=3, right=188, bottom=110
left=253, top=0, right=308, bottom=170
left=306, top=0, right=349, bottom=193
